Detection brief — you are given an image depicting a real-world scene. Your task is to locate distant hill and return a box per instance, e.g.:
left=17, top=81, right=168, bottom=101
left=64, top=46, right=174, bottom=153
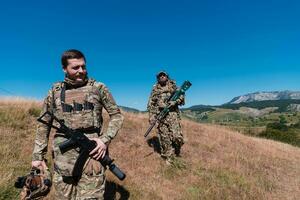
left=119, top=106, right=141, bottom=113
left=185, top=99, right=300, bottom=113
left=182, top=104, right=216, bottom=112
left=221, top=99, right=300, bottom=112
left=183, top=95, right=300, bottom=139
left=228, top=91, right=300, bottom=104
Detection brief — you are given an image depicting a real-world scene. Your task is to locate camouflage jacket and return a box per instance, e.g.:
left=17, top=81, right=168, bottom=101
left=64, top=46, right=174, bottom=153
left=147, top=80, right=185, bottom=117
left=32, top=78, right=124, bottom=161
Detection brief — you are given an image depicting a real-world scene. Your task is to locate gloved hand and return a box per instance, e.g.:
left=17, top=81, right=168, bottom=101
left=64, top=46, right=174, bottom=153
left=149, top=115, right=156, bottom=124
left=168, top=100, right=177, bottom=107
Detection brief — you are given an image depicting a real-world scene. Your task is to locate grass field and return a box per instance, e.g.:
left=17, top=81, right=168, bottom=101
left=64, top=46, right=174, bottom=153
left=183, top=107, right=300, bottom=139
left=1, top=98, right=300, bottom=199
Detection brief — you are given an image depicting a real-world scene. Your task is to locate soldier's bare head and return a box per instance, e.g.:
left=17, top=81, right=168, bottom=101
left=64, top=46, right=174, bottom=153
left=62, top=49, right=87, bottom=83
left=61, top=49, right=86, bottom=68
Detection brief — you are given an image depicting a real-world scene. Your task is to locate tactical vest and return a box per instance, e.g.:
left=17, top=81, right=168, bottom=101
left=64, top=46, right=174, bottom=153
left=51, top=79, right=103, bottom=132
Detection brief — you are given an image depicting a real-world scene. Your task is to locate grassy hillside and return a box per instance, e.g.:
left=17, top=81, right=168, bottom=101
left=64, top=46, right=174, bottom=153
left=220, top=99, right=300, bottom=112
left=185, top=99, right=300, bottom=112
left=1, top=98, right=300, bottom=199
left=184, top=99, right=300, bottom=123
left=182, top=102, right=300, bottom=146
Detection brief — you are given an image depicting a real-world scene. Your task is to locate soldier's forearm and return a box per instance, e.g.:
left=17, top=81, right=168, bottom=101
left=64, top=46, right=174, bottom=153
left=32, top=144, right=48, bottom=161
left=32, top=122, right=51, bottom=161
left=101, top=113, right=124, bottom=143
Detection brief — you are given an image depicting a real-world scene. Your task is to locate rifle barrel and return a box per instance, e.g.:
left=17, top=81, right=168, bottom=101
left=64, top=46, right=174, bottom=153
left=144, top=121, right=156, bottom=137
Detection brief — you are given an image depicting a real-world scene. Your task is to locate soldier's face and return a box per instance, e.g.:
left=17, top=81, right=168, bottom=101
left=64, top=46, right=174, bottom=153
left=158, top=74, right=168, bottom=85
left=63, top=58, right=87, bottom=83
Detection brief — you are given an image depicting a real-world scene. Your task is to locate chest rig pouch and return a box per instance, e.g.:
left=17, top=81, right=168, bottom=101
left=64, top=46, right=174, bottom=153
left=53, top=80, right=103, bottom=132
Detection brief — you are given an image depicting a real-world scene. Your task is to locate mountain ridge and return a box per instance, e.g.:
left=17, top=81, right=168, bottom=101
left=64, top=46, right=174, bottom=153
left=228, top=90, right=300, bottom=104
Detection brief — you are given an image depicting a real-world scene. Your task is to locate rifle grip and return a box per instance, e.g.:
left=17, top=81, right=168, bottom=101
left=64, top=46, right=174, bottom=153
left=59, top=139, right=77, bottom=154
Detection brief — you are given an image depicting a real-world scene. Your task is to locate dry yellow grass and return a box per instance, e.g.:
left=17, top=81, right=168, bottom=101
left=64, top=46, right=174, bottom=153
left=0, top=98, right=299, bottom=200
left=110, top=112, right=300, bottom=200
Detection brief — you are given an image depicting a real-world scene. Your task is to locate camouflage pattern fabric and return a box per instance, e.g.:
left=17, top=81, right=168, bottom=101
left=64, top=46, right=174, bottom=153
left=158, top=112, right=184, bottom=159
left=52, top=168, right=105, bottom=200
left=147, top=79, right=185, bottom=160
left=32, top=78, right=124, bottom=199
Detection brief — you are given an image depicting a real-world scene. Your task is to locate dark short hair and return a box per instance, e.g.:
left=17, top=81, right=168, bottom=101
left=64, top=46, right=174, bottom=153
left=61, top=49, right=86, bottom=68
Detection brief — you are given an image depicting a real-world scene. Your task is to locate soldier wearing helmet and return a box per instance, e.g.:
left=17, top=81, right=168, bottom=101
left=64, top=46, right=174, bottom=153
left=147, top=70, right=185, bottom=164
left=31, top=49, right=124, bottom=199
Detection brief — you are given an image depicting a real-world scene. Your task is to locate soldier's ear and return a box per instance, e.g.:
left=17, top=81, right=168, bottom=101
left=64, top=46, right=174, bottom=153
left=63, top=67, right=67, bottom=73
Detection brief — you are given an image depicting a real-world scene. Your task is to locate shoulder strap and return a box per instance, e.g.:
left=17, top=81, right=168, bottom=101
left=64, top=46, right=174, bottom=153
left=50, top=82, right=65, bottom=113
left=50, top=87, right=56, bottom=114
left=60, top=82, right=66, bottom=105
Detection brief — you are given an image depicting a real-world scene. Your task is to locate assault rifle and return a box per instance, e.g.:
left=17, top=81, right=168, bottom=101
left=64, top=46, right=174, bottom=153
left=37, top=111, right=126, bottom=181
left=144, top=80, right=192, bottom=138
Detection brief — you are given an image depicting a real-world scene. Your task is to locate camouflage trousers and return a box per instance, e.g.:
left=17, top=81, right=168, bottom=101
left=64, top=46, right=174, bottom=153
left=157, top=112, right=184, bottom=160
left=52, top=165, right=106, bottom=200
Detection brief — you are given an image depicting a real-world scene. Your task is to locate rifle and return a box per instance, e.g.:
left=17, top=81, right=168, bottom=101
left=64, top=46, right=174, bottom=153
left=37, top=111, right=126, bottom=181
left=144, top=80, right=192, bottom=137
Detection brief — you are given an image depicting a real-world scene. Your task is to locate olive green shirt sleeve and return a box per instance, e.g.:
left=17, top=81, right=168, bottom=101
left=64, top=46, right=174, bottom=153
left=32, top=90, right=52, bottom=161
left=98, top=84, right=124, bottom=144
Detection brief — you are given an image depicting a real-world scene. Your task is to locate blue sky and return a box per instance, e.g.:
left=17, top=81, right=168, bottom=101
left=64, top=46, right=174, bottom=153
left=0, top=0, right=299, bottom=110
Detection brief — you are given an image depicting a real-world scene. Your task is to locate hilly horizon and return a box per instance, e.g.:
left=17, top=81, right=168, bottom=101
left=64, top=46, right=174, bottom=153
left=1, top=90, right=300, bottom=112
left=0, top=98, right=299, bottom=199
left=186, top=90, right=300, bottom=109
left=228, top=91, right=300, bottom=104
left=122, top=90, right=300, bottom=111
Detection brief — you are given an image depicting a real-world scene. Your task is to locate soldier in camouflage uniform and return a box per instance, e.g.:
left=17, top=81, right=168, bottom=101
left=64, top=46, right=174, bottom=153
left=31, top=49, right=124, bottom=199
left=147, top=71, right=185, bottom=164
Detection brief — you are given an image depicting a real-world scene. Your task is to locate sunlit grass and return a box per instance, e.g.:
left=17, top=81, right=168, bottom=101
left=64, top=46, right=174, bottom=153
left=1, top=97, right=300, bottom=200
